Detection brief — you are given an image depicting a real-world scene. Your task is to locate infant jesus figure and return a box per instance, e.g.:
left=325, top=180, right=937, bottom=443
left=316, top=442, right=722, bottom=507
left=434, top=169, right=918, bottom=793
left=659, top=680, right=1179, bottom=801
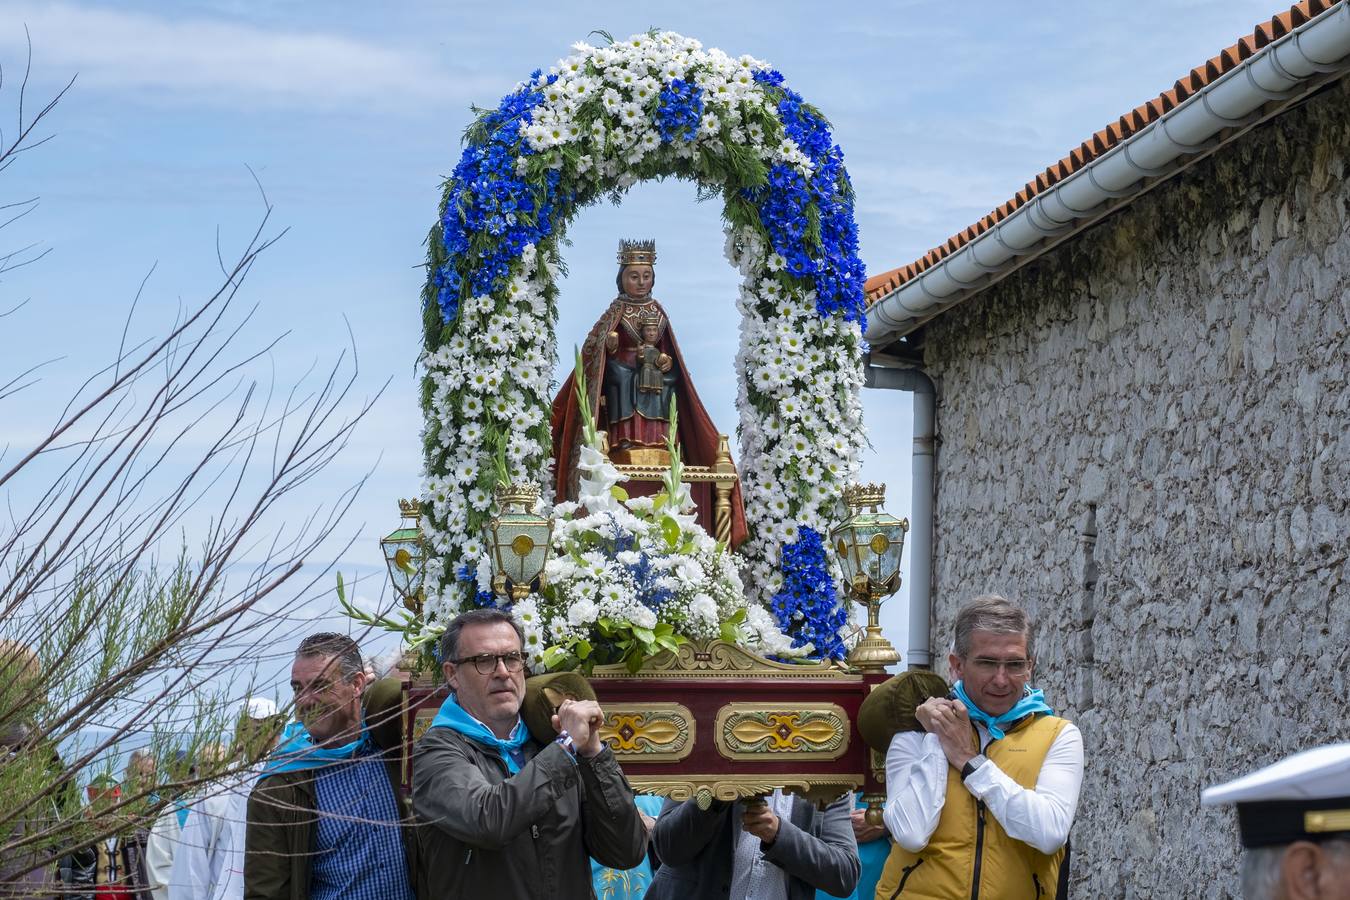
left=636, top=313, right=673, bottom=398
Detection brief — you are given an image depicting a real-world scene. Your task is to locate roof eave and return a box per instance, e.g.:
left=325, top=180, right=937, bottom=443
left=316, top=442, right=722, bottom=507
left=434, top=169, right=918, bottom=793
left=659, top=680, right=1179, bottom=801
left=864, top=0, right=1350, bottom=347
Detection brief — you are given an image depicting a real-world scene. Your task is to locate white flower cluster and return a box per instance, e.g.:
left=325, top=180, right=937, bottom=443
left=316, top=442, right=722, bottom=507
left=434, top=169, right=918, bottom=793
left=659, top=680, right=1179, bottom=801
left=420, top=244, right=557, bottom=625
left=419, top=31, right=865, bottom=641
left=511, top=437, right=798, bottom=669
left=727, top=226, right=867, bottom=602
left=521, top=32, right=815, bottom=187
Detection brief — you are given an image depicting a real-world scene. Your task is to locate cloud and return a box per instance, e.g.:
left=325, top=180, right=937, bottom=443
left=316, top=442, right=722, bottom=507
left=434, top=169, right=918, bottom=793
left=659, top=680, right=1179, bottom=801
left=0, top=3, right=502, bottom=110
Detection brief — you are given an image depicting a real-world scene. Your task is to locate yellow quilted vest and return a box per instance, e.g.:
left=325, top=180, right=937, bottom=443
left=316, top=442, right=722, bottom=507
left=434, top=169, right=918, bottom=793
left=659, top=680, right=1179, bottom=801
left=874, top=714, right=1068, bottom=900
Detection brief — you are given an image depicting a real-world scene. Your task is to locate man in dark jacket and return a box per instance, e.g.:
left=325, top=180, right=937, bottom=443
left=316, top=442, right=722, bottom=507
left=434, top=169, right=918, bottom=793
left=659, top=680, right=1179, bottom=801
left=645, top=792, right=859, bottom=900
left=413, top=608, right=647, bottom=899
left=244, top=633, right=418, bottom=900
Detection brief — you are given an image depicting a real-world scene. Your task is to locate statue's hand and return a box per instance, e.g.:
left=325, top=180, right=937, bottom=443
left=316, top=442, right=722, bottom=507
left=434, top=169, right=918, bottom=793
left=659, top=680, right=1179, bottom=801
left=657, top=353, right=672, bottom=372
left=605, top=331, right=619, bottom=353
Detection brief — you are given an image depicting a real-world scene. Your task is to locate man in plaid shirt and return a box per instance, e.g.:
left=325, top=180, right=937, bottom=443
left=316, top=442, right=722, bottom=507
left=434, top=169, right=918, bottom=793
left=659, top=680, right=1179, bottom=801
left=245, top=634, right=420, bottom=900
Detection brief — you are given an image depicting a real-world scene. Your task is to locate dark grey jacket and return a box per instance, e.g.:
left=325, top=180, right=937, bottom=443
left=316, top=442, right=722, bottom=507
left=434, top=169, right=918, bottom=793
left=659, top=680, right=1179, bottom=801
left=646, top=794, right=859, bottom=900
left=412, top=726, right=646, bottom=899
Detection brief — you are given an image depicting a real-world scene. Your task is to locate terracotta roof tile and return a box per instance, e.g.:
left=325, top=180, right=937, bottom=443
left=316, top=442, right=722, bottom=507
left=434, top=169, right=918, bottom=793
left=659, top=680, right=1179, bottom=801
left=864, top=0, right=1341, bottom=305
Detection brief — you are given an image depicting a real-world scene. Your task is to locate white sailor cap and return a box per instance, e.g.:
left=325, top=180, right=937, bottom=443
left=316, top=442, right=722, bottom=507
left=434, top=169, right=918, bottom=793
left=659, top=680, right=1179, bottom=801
left=1201, top=743, right=1350, bottom=848
left=243, top=697, right=279, bottom=720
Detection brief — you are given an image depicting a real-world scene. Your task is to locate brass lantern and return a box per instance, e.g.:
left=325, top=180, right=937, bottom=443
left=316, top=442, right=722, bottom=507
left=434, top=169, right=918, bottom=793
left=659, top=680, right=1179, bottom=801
left=831, top=483, right=909, bottom=673
left=488, top=483, right=553, bottom=601
left=381, top=499, right=425, bottom=613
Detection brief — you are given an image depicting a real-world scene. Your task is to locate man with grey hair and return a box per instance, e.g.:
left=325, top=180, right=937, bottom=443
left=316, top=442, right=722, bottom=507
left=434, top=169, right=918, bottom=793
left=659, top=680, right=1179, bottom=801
left=413, top=607, right=646, bottom=899
left=245, top=632, right=419, bottom=900
left=1202, top=742, right=1350, bottom=898
left=876, top=594, right=1085, bottom=899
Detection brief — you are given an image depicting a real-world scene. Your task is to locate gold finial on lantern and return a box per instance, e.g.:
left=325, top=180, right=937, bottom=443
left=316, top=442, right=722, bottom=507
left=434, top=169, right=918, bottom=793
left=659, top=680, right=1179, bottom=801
left=397, top=498, right=422, bottom=518
left=842, top=483, right=886, bottom=513
left=494, top=482, right=541, bottom=510
left=617, top=239, right=657, bottom=266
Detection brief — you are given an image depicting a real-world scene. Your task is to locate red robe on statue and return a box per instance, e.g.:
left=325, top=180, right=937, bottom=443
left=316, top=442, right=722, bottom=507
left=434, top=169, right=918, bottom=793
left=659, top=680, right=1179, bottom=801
left=551, top=296, right=748, bottom=548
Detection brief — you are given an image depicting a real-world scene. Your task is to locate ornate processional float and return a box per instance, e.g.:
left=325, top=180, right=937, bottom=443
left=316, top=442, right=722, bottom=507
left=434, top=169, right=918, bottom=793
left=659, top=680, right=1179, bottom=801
left=348, top=30, right=912, bottom=820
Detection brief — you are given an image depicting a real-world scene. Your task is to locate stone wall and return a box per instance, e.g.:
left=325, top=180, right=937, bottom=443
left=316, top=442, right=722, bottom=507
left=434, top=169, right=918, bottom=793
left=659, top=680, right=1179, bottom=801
left=919, top=77, right=1350, bottom=896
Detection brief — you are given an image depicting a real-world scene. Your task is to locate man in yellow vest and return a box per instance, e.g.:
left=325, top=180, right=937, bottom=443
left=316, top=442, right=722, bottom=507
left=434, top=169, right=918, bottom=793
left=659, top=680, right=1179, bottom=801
left=875, top=595, right=1084, bottom=900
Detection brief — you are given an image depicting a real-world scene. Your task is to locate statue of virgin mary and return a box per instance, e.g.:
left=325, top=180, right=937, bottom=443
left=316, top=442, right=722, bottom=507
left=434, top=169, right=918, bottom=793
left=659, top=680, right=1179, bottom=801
left=550, top=239, right=747, bottom=548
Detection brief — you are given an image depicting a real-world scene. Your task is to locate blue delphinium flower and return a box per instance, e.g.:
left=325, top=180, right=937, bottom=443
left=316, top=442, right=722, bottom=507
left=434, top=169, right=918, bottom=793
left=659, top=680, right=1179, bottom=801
left=655, top=79, right=704, bottom=143
left=768, top=526, right=847, bottom=660
left=745, top=69, right=867, bottom=327
left=457, top=563, right=497, bottom=609
left=434, top=74, right=572, bottom=322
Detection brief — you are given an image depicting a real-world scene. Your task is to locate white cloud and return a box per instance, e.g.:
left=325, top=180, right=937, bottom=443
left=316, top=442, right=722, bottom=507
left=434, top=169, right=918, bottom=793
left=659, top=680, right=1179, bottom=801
left=0, top=3, right=500, bottom=109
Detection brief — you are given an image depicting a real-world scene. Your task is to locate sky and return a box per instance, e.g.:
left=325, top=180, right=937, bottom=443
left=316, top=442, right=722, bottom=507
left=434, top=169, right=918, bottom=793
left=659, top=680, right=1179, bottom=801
left=0, top=0, right=1289, bottom=705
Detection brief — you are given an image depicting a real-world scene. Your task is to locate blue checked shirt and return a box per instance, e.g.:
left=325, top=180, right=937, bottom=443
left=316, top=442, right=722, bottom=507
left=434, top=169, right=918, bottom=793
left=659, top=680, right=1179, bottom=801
left=310, top=743, right=415, bottom=900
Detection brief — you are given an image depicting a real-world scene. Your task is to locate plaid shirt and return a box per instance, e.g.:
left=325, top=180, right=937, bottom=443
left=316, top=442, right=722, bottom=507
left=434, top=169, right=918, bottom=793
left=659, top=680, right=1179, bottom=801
left=310, top=743, right=415, bottom=900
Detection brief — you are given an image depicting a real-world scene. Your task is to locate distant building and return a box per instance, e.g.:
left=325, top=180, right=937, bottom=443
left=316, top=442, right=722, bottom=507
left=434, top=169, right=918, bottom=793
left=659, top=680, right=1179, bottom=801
left=862, top=0, right=1350, bottom=893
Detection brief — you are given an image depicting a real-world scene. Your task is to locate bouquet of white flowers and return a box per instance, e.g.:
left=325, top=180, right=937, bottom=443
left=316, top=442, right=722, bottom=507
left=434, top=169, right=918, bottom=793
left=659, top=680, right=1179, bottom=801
left=517, top=356, right=797, bottom=672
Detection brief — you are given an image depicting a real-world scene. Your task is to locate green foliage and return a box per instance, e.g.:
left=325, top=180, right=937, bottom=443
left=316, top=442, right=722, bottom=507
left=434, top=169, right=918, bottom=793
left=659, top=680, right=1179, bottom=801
left=541, top=618, right=686, bottom=675
left=336, top=574, right=441, bottom=674
left=3, top=553, right=256, bottom=876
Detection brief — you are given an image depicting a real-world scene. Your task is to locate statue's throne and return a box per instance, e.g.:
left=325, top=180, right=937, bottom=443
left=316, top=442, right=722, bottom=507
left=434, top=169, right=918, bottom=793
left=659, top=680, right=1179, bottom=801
left=601, top=431, right=740, bottom=547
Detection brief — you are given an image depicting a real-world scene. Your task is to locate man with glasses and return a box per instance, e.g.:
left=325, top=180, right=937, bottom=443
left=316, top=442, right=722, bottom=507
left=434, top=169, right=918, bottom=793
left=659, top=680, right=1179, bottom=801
left=876, top=595, right=1084, bottom=899
left=413, top=608, right=646, bottom=898
left=245, top=633, right=419, bottom=900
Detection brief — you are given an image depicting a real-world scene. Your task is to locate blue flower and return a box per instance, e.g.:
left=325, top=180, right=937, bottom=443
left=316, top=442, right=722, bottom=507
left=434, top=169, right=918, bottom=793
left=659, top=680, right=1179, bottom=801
left=768, top=526, right=847, bottom=660
left=433, top=80, right=574, bottom=321
left=740, top=71, right=867, bottom=327
left=655, top=79, right=704, bottom=143
left=457, top=563, right=497, bottom=609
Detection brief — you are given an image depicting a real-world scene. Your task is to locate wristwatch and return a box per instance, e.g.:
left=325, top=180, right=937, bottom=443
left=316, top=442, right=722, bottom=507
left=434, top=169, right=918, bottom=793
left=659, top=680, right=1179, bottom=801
left=961, top=754, right=988, bottom=781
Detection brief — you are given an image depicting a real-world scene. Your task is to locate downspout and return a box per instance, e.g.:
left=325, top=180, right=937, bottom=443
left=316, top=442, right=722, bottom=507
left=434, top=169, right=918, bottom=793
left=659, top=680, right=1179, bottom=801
left=863, top=363, right=935, bottom=669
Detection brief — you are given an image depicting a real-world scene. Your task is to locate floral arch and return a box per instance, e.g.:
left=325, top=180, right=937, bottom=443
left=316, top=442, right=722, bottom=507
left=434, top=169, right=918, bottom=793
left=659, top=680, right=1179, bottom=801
left=417, top=31, right=868, bottom=659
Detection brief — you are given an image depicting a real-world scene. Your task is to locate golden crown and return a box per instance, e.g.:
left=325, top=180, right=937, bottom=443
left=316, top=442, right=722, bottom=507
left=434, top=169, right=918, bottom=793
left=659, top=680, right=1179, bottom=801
left=397, top=498, right=422, bottom=518
left=842, top=483, right=887, bottom=511
left=618, top=239, right=657, bottom=266
left=637, top=311, right=662, bottom=328
left=495, top=482, right=542, bottom=509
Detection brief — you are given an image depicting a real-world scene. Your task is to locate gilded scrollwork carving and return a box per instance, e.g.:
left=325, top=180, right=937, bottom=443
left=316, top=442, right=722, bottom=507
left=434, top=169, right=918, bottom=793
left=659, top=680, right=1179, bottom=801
left=714, top=702, right=850, bottom=761
left=597, top=702, right=694, bottom=762
left=628, top=774, right=861, bottom=809
left=589, top=639, right=860, bottom=680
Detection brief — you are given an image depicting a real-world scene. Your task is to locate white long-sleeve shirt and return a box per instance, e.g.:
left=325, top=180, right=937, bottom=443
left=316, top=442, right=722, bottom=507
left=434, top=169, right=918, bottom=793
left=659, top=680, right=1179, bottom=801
left=882, top=721, right=1084, bottom=856
left=144, top=807, right=180, bottom=900
left=166, top=767, right=258, bottom=900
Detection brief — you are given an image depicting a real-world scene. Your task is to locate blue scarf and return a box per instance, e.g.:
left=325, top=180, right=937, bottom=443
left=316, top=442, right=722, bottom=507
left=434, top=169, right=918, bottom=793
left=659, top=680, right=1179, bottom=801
left=952, top=681, right=1053, bottom=741
left=430, top=694, right=530, bottom=774
left=257, top=720, right=370, bottom=779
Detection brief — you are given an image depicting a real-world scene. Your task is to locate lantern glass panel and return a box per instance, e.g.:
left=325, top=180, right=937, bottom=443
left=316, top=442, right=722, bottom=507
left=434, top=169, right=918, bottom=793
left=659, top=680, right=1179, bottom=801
left=831, top=528, right=861, bottom=585
left=494, top=519, right=552, bottom=588
left=381, top=526, right=423, bottom=602
left=856, top=516, right=905, bottom=584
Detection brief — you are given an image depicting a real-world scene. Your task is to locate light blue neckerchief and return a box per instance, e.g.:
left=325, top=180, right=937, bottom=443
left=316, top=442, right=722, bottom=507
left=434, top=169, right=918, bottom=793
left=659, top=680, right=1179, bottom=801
left=952, top=681, right=1053, bottom=741
left=257, top=720, right=370, bottom=780
left=430, top=694, right=530, bottom=774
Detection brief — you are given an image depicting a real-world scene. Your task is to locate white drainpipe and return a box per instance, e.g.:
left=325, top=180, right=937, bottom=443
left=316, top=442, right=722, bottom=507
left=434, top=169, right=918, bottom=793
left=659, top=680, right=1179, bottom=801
left=863, top=364, right=934, bottom=669
left=865, top=0, right=1350, bottom=344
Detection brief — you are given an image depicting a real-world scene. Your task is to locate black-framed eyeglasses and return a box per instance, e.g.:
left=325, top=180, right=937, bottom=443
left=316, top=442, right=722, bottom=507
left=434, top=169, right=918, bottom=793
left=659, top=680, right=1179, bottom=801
left=452, top=652, right=527, bottom=675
